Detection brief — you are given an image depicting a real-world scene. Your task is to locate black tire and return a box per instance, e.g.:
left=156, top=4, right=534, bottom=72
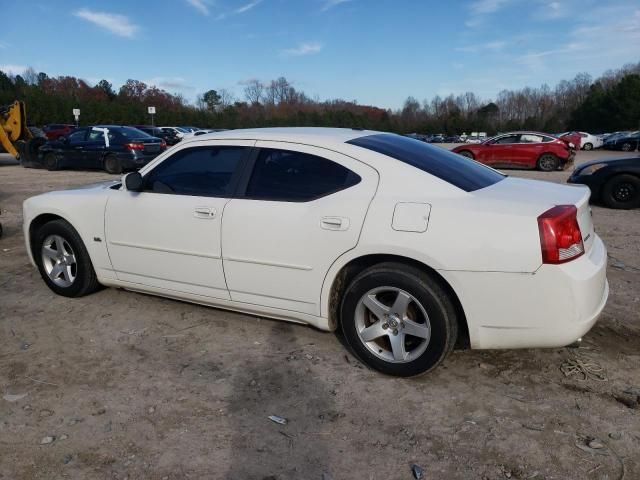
left=340, top=262, right=458, bottom=377
left=537, top=153, right=559, bottom=172
left=601, top=174, right=640, bottom=210
left=104, top=154, right=122, bottom=174
left=621, top=143, right=632, bottom=152
left=44, top=153, right=58, bottom=171
left=33, top=219, right=100, bottom=297
left=583, top=142, right=593, bottom=151
left=457, top=150, right=474, bottom=159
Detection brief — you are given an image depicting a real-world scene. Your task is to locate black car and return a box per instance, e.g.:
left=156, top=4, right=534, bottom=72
left=38, top=126, right=166, bottom=174
left=568, top=156, right=640, bottom=209
left=603, top=131, right=639, bottom=152
left=133, top=125, right=181, bottom=146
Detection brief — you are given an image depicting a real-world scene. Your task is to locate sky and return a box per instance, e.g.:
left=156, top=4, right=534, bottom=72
left=1, top=0, right=639, bottom=109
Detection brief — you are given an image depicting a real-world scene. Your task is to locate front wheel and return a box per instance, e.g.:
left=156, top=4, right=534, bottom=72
left=45, top=153, right=58, bottom=171
left=621, top=143, right=632, bottom=152
left=602, top=174, right=640, bottom=209
left=34, top=219, right=100, bottom=297
left=340, top=263, right=458, bottom=377
left=537, top=154, right=559, bottom=172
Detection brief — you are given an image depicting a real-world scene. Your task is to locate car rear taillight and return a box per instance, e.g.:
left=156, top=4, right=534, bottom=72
left=124, top=142, right=145, bottom=151
left=537, top=205, right=584, bottom=264
left=160, top=140, right=167, bottom=149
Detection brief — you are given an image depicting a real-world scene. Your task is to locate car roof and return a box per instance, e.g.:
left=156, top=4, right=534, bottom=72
left=182, top=127, right=380, bottom=145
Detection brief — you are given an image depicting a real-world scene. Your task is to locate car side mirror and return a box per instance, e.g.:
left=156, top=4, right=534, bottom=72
left=124, top=171, right=143, bottom=192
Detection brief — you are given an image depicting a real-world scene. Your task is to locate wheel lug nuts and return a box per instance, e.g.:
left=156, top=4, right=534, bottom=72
left=382, top=323, right=388, bottom=330
left=392, top=329, right=398, bottom=335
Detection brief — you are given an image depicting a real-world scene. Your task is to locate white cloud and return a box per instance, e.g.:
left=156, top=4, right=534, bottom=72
left=186, top=0, right=211, bottom=15
left=455, top=40, right=506, bottom=53
left=465, top=0, right=513, bottom=28
left=0, top=64, right=27, bottom=75
left=235, top=0, right=262, bottom=14
left=281, top=42, right=323, bottom=57
left=321, top=0, right=353, bottom=11
left=146, top=77, right=195, bottom=91
left=73, top=8, right=138, bottom=38
left=470, top=0, right=511, bottom=14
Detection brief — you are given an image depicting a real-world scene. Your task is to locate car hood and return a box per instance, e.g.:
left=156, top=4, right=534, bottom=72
left=62, top=180, right=120, bottom=191
left=577, top=156, right=640, bottom=169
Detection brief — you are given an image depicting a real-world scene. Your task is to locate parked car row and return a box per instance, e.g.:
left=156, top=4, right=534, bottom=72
left=451, top=131, right=575, bottom=171
left=602, top=131, right=640, bottom=151
left=33, top=124, right=227, bottom=173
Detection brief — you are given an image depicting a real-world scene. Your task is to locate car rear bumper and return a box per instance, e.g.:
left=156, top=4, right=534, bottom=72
left=443, top=235, right=608, bottom=349
left=120, top=152, right=160, bottom=170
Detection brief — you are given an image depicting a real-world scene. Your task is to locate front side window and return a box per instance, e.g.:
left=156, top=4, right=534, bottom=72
left=144, top=146, right=248, bottom=197
left=494, top=135, right=520, bottom=144
left=246, top=148, right=361, bottom=202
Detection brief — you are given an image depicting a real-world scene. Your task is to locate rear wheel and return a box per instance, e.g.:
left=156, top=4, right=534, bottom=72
left=602, top=174, right=640, bottom=209
left=457, top=150, right=474, bottom=159
left=340, top=262, right=458, bottom=377
left=34, top=219, right=100, bottom=297
left=104, top=154, right=122, bottom=174
left=621, top=142, right=632, bottom=152
left=583, top=142, right=593, bottom=151
left=537, top=154, right=559, bottom=172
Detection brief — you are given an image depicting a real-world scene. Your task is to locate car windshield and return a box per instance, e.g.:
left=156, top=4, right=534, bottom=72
left=347, top=133, right=505, bottom=192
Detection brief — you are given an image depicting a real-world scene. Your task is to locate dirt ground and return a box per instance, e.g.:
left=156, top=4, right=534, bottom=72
left=1, top=147, right=639, bottom=480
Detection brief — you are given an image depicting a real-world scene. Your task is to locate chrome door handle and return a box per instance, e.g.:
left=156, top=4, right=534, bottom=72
left=320, top=216, right=350, bottom=231
left=75, top=146, right=84, bottom=149
left=194, top=207, right=217, bottom=219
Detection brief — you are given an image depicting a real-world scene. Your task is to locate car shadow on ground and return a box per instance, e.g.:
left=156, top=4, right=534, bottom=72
left=224, top=322, right=335, bottom=478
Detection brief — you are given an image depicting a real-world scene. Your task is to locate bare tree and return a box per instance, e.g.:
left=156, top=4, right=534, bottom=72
left=243, top=79, right=264, bottom=105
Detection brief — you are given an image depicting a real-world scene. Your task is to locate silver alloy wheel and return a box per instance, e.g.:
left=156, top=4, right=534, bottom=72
left=539, top=155, right=557, bottom=171
left=355, top=286, right=431, bottom=363
left=41, top=234, right=77, bottom=287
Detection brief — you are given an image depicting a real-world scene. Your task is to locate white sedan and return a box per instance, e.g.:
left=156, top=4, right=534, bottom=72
left=23, top=128, right=608, bottom=376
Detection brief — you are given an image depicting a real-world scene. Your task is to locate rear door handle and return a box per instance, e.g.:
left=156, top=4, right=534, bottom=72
left=75, top=146, right=84, bottom=150
left=194, top=206, right=217, bottom=219
left=320, top=216, right=350, bottom=231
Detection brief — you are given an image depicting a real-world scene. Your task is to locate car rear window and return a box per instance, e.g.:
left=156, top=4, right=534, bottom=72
left=116, top=127, right=153, bottom=138
left=346, top=133, right=504, bottom=192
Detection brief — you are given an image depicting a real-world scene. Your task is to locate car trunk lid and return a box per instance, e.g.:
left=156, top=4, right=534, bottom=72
left=475, top=177, right=595, bottom=254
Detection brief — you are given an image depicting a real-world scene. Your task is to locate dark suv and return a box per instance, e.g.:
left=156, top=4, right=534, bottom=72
left=38, top=126, right=166, bottom=174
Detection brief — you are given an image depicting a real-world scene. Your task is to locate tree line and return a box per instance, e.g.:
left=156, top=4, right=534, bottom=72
left=1, top=62, right=639, bottom=135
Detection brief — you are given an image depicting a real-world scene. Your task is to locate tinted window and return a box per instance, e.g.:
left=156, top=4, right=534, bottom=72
left=494, top=135, right=520, bottom=144
left=116, top=127, right=152, bottom=139
left=246, top=149, right=361, bottom=202
left=67, top=130, right=86, bottom=143
left=347, top=134, right=504, bottom=192
left=144, top=146, right=247, bottom=197
left=87, top=129, right=106, bottom=142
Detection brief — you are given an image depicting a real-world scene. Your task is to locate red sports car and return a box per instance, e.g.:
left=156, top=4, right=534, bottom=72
left=452, top=131, right=575, bottom=171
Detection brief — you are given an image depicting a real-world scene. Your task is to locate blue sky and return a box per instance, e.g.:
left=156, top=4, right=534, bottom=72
left=1, top=0, right=639, bottom=109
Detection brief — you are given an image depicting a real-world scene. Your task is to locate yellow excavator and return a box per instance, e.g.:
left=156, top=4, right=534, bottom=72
left=0, top=100, right=46, bottom=167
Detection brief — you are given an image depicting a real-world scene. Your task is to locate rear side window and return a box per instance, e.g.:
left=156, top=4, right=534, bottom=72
left=144, top=146, right=248, bottom=197
left=246, top=148, right=361, bottom=202
left=347, top=133, right=504, bottom=192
